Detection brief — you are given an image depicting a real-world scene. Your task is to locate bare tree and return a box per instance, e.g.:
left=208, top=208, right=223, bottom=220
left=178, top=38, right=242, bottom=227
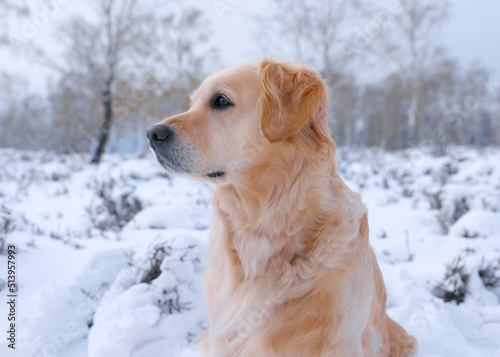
left=55, top=0, right=161, bottom=163
left=51, top=3, right=218, bottom=157
left=48, top=70, right=103, bottom=153
left=375, top=0, right=450, bottom=145
left=0, top=73, right=50, bottom=150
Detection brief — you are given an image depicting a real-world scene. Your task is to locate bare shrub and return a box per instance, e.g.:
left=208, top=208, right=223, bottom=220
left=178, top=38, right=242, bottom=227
left=423, top=189, right=442, bottom=210
left=478, top=256, right=500, bottom=289
left=86, top=177, right=142, bottom=233
left=132, top=239, right=198, bottom=314
left=139, top=240, right=196, bottom=285
left=437, top=196, right=470, bottom=234
left=432, top=256, right=470, bottom=304
left=140, top=242, right=174, bottom=284
left=160, top=285, right=192, bottom=315
left=437, top=162, right=458, bottom=185
left=460, top=229, right=479, bottom=239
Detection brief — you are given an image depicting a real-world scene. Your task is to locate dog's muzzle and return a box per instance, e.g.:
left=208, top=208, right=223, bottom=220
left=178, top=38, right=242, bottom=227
left=146, top=124, right=192, bottom=174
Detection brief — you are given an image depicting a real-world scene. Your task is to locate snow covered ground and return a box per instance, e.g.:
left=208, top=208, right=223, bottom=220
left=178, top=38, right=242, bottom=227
left=0, top=146, right=499, bottom=357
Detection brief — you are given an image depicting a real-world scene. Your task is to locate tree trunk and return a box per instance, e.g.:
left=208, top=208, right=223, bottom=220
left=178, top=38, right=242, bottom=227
left=91, top=77, right=113, bottom=164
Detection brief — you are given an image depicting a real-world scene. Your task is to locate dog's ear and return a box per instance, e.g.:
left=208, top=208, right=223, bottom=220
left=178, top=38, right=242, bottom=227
left=258, top=58, right=328, bottom=143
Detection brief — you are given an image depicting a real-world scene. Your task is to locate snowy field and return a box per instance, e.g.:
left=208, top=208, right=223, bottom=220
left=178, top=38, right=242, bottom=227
left=0, top=146, right=499, bottom=357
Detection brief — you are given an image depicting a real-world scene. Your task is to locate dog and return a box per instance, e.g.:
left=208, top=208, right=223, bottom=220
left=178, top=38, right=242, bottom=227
left=147, top=59, right=417, bottom=357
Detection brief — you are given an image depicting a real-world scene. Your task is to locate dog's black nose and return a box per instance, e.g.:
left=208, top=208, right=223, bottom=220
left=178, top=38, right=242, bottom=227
left=147, top=125, right=174, bottom=142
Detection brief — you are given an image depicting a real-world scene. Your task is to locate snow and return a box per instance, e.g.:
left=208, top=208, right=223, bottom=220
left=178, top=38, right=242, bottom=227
left=0, top=146, right=499, bottom=356
left=449, top=211, right=500, bottom=239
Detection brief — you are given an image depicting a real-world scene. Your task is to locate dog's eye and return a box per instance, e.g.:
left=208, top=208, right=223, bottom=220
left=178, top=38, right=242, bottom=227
left=211, top=94, right=233, bottom=109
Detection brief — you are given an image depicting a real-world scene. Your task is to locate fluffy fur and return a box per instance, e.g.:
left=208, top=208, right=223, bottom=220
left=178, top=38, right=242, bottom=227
left=148, top=59, right=417, bottom=356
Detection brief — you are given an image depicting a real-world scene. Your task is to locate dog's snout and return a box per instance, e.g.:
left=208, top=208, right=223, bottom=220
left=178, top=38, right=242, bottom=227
left=147, top=125, right=174, bottom=143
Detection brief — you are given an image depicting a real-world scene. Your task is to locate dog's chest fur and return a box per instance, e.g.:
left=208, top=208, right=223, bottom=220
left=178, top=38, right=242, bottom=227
left=204, top=178, right=370, bottom=355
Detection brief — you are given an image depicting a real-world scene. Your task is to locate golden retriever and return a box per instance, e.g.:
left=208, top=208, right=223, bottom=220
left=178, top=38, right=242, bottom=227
left=147, top=59, right=417, bottom=357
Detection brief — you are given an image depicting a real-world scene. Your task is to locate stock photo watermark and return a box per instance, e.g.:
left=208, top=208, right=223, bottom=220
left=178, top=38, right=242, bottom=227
left=6, top=244, right=16, bottom=350
left=211, top=0, right=246, bottom=21
left=342, top=0, right=402, bottom=56
left=8, top=0, right=73, bottom=45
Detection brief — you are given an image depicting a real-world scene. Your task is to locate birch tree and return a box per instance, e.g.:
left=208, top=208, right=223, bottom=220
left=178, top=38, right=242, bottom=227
left=377, top=0, right=450, bottom=145
left=57, top=0, right=160, bottom=163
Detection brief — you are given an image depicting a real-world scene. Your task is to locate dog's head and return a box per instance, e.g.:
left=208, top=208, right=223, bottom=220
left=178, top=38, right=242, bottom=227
left=147, top=58, right=332, bottom=183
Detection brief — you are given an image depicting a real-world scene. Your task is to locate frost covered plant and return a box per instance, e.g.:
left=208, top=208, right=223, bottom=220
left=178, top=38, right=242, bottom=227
left=437, top=196, right=470, bottom=234
left=0, top=205, right=15, bottom=254
left=432, top=256, right=470, bottom=304
left=423, top=190, right=470, bottom=234
left=436, top=162, right=458, bottom=185
left=423, top=189, right=442, bottom=210
left=140, top=241, right=179, bottom=284
left=86, top=177, right=142, bottom=232
left=478, top=256, right=500, bottom=289
left=460, top=229, right=479, bottom=239
left=130, top=239, right=201, bottom=315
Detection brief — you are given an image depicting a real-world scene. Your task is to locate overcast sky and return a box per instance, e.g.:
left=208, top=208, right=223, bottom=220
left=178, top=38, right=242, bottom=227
left=2, top=0, right=499, bottom=93
left=441, top=0, right=500, bottom=77
left=204, top=0, right=500, bottom=77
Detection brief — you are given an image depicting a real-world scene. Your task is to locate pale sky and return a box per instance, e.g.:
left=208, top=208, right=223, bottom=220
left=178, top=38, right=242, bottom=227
left=441, top=0, right=500, bottom=80
left=2, top=0, right=499, bottom=93
left=204, top=0, right=500, bottom=79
